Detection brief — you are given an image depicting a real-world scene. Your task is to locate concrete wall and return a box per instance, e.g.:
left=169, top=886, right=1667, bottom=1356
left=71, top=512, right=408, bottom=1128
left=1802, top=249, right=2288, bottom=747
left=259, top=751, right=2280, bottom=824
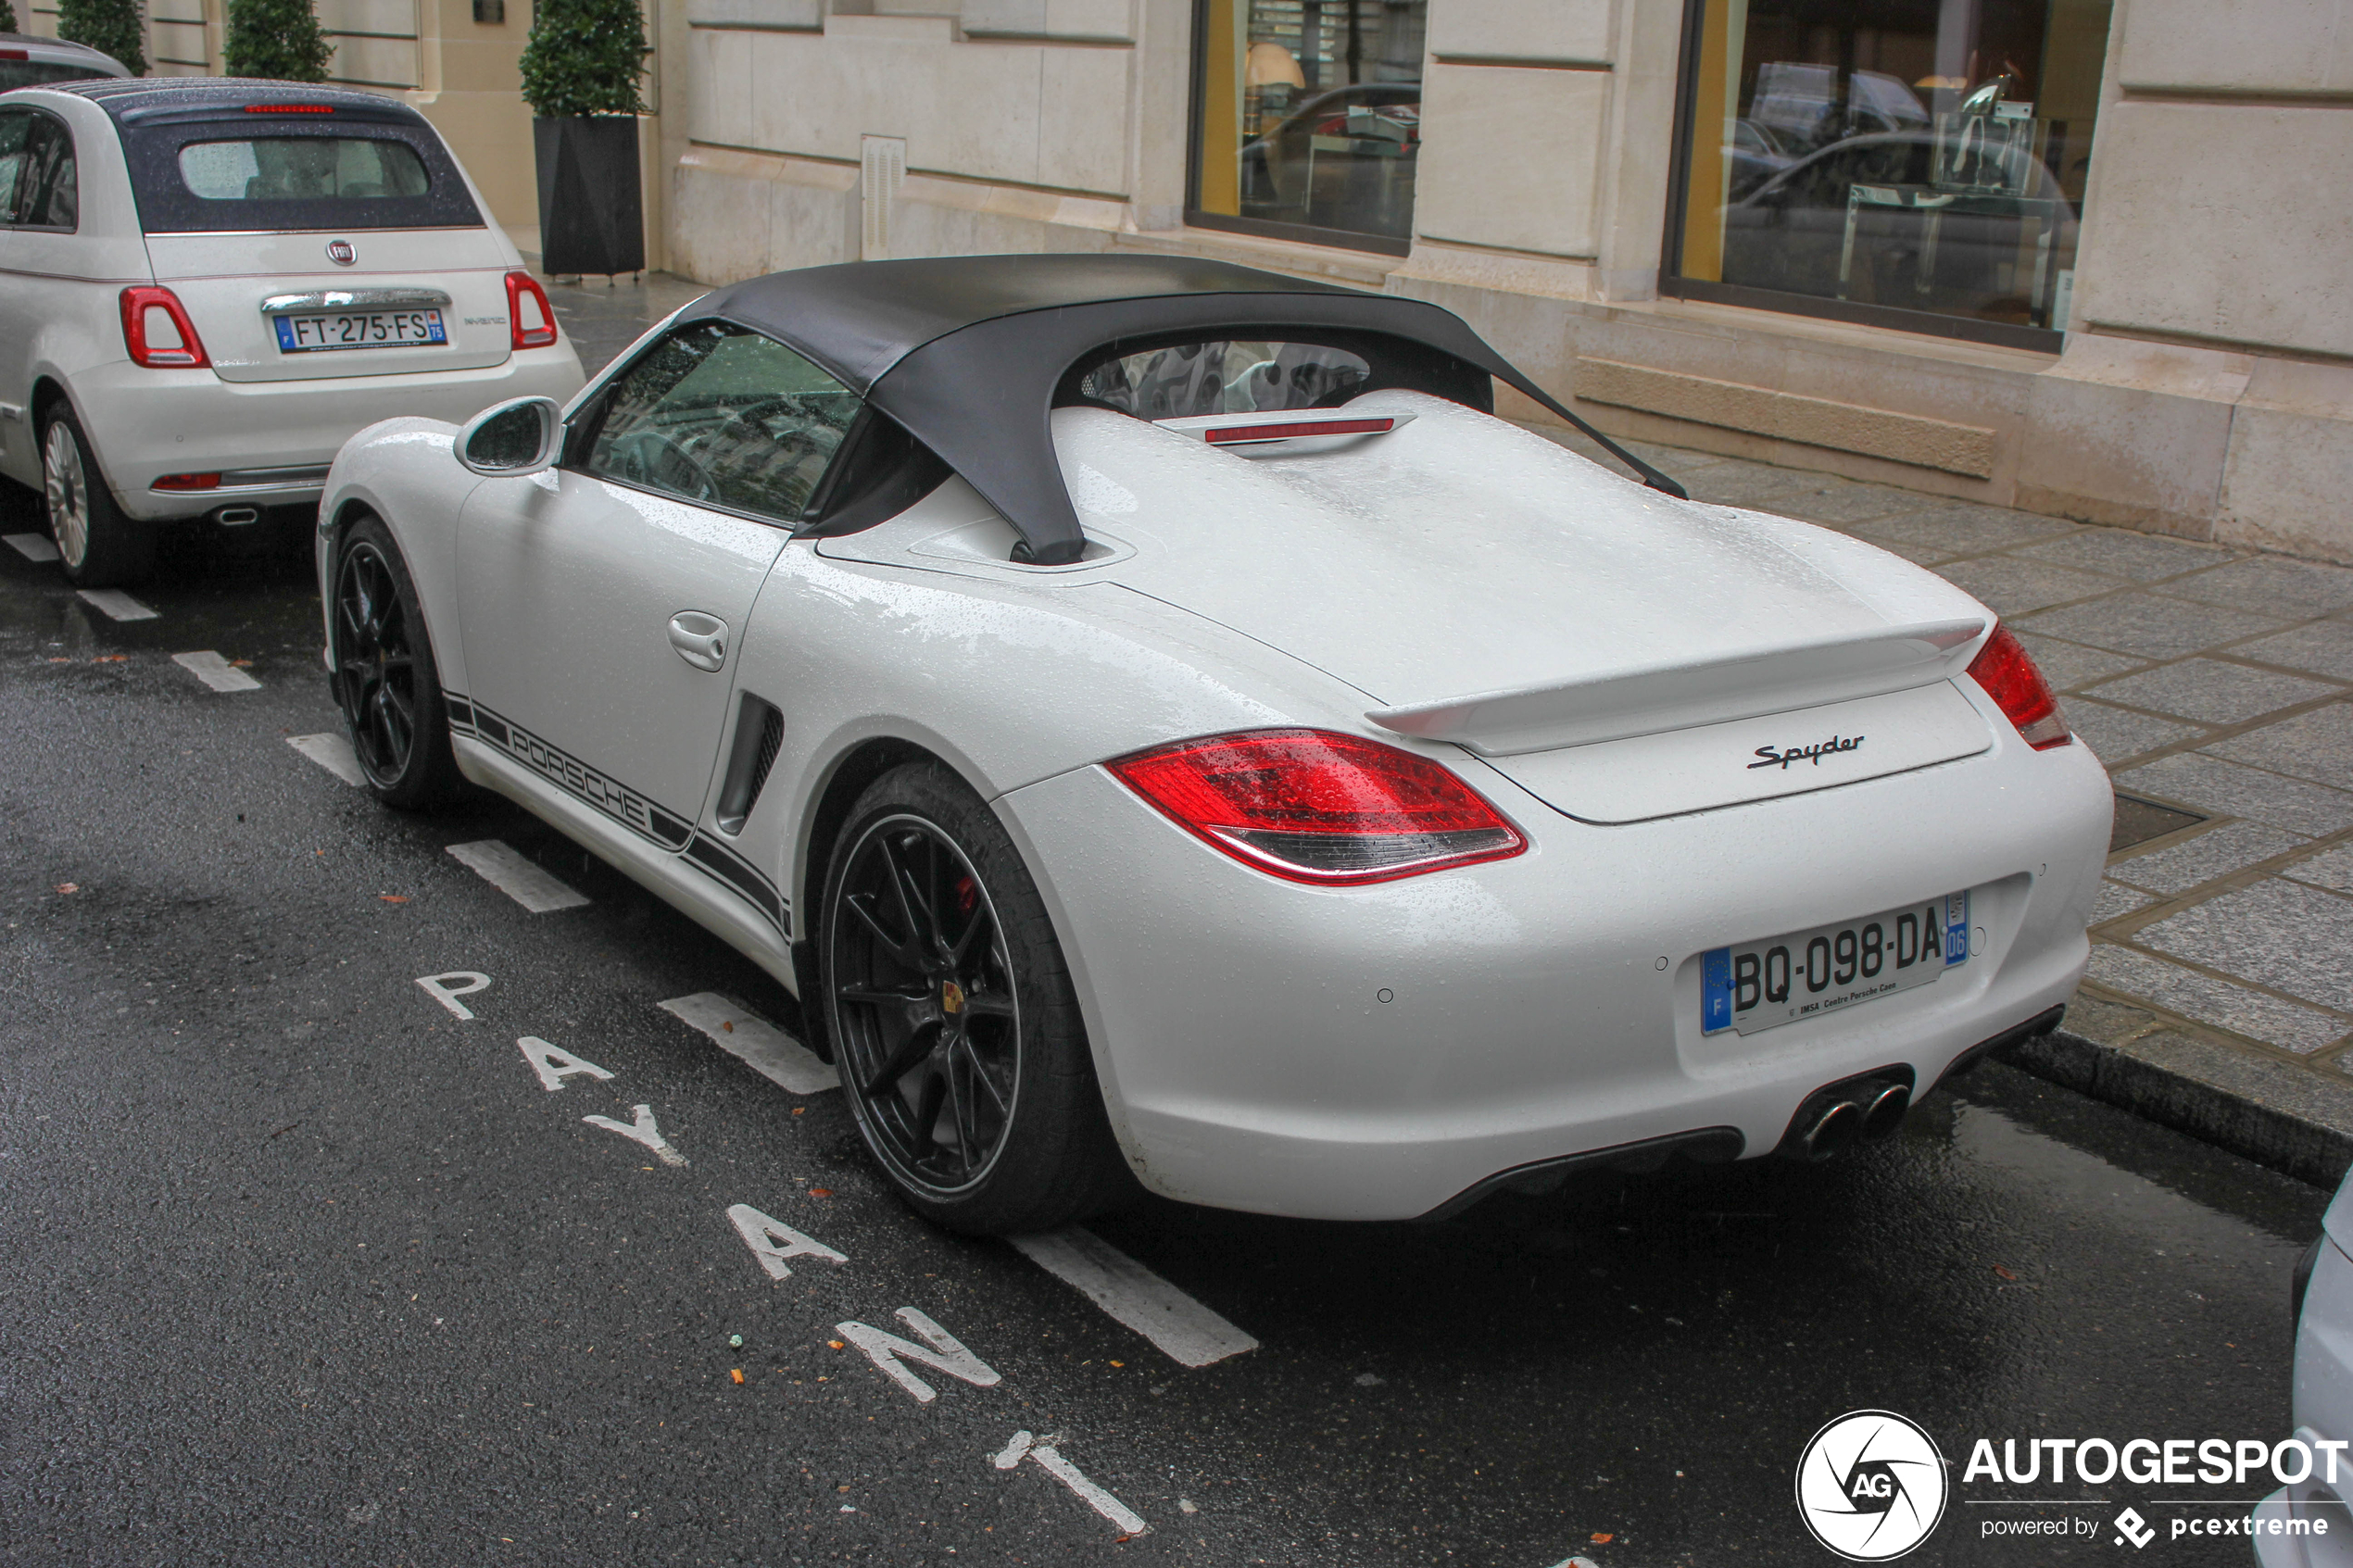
left=657, top=0, right=2353, bottom=562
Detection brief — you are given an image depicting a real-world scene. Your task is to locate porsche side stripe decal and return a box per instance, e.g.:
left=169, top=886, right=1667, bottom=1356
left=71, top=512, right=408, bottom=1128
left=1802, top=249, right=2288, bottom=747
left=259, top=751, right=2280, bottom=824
left=447, top=691, right=788, bottom=939
left=448, top=694, right=694, bottom=851
left=685, top=832, right=789, bottom=935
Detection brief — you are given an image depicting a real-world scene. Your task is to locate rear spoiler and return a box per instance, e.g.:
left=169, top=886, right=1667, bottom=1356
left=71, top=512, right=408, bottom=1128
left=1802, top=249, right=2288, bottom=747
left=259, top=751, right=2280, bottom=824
left=1365, top=618, right=1990, bottom=755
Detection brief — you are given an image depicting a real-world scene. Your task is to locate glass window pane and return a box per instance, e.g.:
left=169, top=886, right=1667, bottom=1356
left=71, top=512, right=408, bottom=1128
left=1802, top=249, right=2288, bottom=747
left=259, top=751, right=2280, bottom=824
left=1672, top=0, right=2112, bottom=334
left=1192, top=0, right=1426, bottom=246
left=177, top=138, right=432, bottom=202
left=586, top=321, right=862, bottom=523
left=18, top=116, right=75, bottom=229
left=1076, top=341, right=1373, bottom=417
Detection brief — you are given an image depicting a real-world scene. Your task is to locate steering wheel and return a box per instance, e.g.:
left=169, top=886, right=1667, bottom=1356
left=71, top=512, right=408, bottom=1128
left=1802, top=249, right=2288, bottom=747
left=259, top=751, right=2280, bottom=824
left=608, top=430, right=719, bottom=504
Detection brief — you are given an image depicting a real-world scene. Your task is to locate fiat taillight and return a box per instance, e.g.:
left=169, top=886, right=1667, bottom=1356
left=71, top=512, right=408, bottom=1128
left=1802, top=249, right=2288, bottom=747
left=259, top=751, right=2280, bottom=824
left=505, top=271, right=559, bottom=350
left=120, top=287, right=209, bottom=370
left=1967, top=625, right=2071, bottom=749
left=1107, top=729, right=1527, bottom=885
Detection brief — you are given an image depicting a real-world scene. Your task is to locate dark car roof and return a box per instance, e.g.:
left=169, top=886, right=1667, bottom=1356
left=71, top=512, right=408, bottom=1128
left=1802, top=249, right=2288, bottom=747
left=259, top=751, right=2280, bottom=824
left=699, top=254, right=1680, bottom=564
left=51, top=76, right=430, bottom=126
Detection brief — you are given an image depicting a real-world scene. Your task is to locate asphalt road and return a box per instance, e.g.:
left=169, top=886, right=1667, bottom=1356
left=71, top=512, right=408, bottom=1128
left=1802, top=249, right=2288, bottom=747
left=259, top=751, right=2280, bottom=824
left=0, top=480, right=2334, bottom=1568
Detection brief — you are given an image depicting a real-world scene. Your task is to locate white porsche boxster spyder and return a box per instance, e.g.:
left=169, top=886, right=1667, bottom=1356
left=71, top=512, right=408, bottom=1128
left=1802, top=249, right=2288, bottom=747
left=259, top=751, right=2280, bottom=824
left=317, top=255, right=2112, bottom=1234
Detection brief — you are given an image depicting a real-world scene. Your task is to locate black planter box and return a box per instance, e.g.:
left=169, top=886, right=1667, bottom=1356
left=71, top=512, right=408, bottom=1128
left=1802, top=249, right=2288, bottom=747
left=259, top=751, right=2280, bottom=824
left=534, top=115, right=645, bottom=278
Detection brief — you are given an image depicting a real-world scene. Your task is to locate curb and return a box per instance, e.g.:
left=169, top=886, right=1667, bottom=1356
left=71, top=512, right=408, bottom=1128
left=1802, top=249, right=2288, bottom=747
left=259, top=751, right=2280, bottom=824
left=2000, top=1008, right=2353, bottom=1189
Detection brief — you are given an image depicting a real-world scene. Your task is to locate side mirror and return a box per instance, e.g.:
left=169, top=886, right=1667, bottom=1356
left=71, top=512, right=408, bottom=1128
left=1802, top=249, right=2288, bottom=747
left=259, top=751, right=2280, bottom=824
left=455, top=395, right=562, bottom=478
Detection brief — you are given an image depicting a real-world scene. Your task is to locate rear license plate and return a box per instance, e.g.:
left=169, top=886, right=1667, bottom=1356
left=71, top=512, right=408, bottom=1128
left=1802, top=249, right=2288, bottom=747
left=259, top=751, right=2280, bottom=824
left=273, top=309, right=447, bottom=353
left=1702, top=892, right=1969, bottom=1036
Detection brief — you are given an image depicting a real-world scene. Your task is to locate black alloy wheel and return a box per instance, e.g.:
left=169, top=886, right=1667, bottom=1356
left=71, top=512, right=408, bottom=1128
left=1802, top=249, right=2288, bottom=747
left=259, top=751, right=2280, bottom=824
left=331, top=515, right=462, bottom=809
left=831, top=812, right=1023, bottom=1194
left=821, top=763, right=1131, bottom=1234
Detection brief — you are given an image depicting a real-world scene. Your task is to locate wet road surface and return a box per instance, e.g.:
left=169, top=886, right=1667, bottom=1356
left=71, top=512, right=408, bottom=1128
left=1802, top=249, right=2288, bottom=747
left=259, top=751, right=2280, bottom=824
left=0, top=481, right=2331, bottom=1567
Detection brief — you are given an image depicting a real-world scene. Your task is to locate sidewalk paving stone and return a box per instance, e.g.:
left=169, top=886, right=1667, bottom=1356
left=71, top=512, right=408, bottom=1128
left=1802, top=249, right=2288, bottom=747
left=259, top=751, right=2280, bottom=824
left=2233, top=620, right=2353, bottom=682
left=2081, top=659, right=2342, bottom=724
left=2205, top=702, right=2353, bottom=784
left=2069, top=699, right=2200, bottom=766
left=2285, top=846, right=2353, bottom=896
left=1935, top=557, right=2119, bottom=616
left=2016, top=530, right=2237, bottom=580
left=2084, top=946, right=2347, bottom=1055
left=2017, top=593, right=2291, bottom=660
left=2011, top=633, right=2146, bottom=692
left=2108, top=820, right=2306, bottom=896
left=2115, top=751, right=2353, bottom=837
left=2134, top=879, right=2353, bottom=1012
left=2161, top=557, right=2353, bottom=617
left=2094, top=881, right=2158, bottom=922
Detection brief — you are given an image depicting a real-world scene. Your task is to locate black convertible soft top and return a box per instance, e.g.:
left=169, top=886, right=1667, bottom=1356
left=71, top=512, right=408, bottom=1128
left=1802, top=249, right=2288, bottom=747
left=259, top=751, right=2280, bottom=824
left=699, top=254, right=1681, bottom=566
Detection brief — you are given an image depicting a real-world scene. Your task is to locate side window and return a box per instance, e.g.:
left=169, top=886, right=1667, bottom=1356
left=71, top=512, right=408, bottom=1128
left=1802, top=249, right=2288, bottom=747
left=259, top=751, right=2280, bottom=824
left=15, top=114, right=78, bottom=231
left=582, top=320, right=862, bottom=523
left=0, top=112, right=31, bottom=225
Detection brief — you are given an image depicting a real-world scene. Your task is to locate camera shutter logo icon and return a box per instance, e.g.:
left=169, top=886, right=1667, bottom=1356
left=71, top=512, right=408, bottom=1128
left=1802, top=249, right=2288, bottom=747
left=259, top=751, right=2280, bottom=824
left=1794, top=1410, right=1949, bottom=1561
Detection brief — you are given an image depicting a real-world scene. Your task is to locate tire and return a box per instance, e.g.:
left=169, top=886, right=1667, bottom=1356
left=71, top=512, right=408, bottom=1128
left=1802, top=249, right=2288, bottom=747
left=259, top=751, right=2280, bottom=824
left=820, top=762, right=1133, bottom=1235
left=330, top=514, right=465, bottom=809
left=42, top=404, right=154, bottom=588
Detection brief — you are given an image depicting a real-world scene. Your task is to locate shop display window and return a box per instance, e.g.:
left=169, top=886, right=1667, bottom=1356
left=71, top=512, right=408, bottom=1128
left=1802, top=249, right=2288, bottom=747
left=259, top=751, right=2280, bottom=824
left=1665, top=0, right=2113, bottom=347
left=1189, top=0, right=1428, bottom=253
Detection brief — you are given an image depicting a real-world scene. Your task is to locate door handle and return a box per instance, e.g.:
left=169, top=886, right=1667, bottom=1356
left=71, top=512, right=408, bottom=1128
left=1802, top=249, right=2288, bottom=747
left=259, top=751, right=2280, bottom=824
left=668, top=610, right=728, bottom=672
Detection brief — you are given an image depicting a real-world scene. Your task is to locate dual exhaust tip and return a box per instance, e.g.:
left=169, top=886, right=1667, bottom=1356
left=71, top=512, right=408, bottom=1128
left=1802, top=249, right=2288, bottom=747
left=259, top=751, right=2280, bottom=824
left=1783, top=1080, right=1911, bottom=1162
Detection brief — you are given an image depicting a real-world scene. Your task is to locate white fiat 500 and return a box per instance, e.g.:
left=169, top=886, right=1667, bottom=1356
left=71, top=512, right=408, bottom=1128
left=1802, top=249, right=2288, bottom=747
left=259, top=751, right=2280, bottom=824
left=0, top=77, right=583, bottom=584
left=319, top=255, right=2113, bottom=1236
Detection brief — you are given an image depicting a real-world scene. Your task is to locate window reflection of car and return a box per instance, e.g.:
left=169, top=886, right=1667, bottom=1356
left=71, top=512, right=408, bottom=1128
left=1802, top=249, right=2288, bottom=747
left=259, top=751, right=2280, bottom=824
left=1239, top=82, right=1417, bottom=220
left=1726, top=119, right=1798, bottom=204
left=1720, top=130, right=2076, bottom=323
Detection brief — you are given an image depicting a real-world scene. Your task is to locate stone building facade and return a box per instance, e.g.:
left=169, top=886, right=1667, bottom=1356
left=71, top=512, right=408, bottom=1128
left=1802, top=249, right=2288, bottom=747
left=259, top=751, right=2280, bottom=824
left=651, top=0, right=2353, bottom=562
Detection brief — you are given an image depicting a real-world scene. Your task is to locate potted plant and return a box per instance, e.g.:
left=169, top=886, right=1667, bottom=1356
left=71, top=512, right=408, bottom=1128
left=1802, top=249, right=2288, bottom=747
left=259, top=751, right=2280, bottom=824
left=221, top=0, right=333, bottom=79
left=518, top=0, right=648, bottom=278
left=57, top=0, right=145, bottom=73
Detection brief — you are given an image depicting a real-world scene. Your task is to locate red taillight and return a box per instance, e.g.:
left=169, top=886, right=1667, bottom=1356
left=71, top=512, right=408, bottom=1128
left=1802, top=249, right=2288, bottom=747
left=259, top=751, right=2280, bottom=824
left=120, top=286, right=210, bottom=370
left=1967, top=624, right=2070, bottom=750
left=1204, top=417, right=1397, bottom=445
left=0, top=48, right=28, bottom=59
left=506, top=270, right=559, bottom=350
left=153, top=472, right=221, bottom=491
left=1107, top=728, right=1527, bottom=885
left=243, top=103, right=335, bottom=113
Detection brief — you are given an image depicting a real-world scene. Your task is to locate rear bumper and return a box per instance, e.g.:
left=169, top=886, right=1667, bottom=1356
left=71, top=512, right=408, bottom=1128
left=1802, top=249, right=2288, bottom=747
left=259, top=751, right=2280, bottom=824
left=997, top=700, right=2112, bottom=1222
left=65, top=346, right=583, bottom=521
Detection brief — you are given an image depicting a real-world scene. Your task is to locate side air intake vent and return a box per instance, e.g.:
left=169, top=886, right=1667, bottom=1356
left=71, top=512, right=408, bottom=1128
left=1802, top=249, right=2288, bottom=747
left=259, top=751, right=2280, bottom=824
left=714, top=694, right=785, bottom=835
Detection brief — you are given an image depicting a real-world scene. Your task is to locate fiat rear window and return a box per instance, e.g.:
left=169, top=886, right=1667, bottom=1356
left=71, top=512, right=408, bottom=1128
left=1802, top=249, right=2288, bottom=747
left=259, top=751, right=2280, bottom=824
left=177, top=137, right=431, bottom=202
left=119, top=116, right=481, bottom=233
left=1060, top=332, right=1490, bottom=419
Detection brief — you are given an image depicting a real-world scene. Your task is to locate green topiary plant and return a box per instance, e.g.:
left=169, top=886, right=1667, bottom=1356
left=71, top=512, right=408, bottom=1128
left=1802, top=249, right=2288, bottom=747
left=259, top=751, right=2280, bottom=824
left=1, top=1, right=21, bottom=35
left=57, top=0, right=145, bottom=73
left=222, top=0, right=333, bottom=81
left=519, top=0, right=647, bottom=119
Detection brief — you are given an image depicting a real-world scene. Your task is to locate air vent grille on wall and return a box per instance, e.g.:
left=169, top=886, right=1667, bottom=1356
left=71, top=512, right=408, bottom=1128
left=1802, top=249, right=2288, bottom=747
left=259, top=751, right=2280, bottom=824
left=861, top=135, right=906, bottom=261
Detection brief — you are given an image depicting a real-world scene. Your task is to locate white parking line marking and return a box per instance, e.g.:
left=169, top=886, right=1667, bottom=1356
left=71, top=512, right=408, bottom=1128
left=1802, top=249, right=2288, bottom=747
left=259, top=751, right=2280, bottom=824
left=288, top=733, right=364, bottom=785
left=171, top=651, right=260, bottom=692
left=5, top=533, right=60, bottom=563
left=726, top=1203, right=849, bottom=1280
left=520, top=1036, right=615, bottom=1091
left=1009, top=1227, right=1258, bottom=1368
left=78, top=588, right=157, bottom=621
left=583, top=1104, right=687, bottom=1166
left=445, top=840, right=589, bottom=913
left=415, top=972, right=489, bottom=1019
left=836, top=1308, right=1000, bottom=1403
left=990, top=1432, right=1146, bottom=1534
left=659, top=993, right=838, bottom=1095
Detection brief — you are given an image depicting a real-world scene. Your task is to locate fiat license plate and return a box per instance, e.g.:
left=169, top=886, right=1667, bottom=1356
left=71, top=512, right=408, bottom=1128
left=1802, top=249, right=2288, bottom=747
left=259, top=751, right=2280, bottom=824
left=273, top=308, right=447, bottom=352
left=1701, top=892, right=1969, bottom=1036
